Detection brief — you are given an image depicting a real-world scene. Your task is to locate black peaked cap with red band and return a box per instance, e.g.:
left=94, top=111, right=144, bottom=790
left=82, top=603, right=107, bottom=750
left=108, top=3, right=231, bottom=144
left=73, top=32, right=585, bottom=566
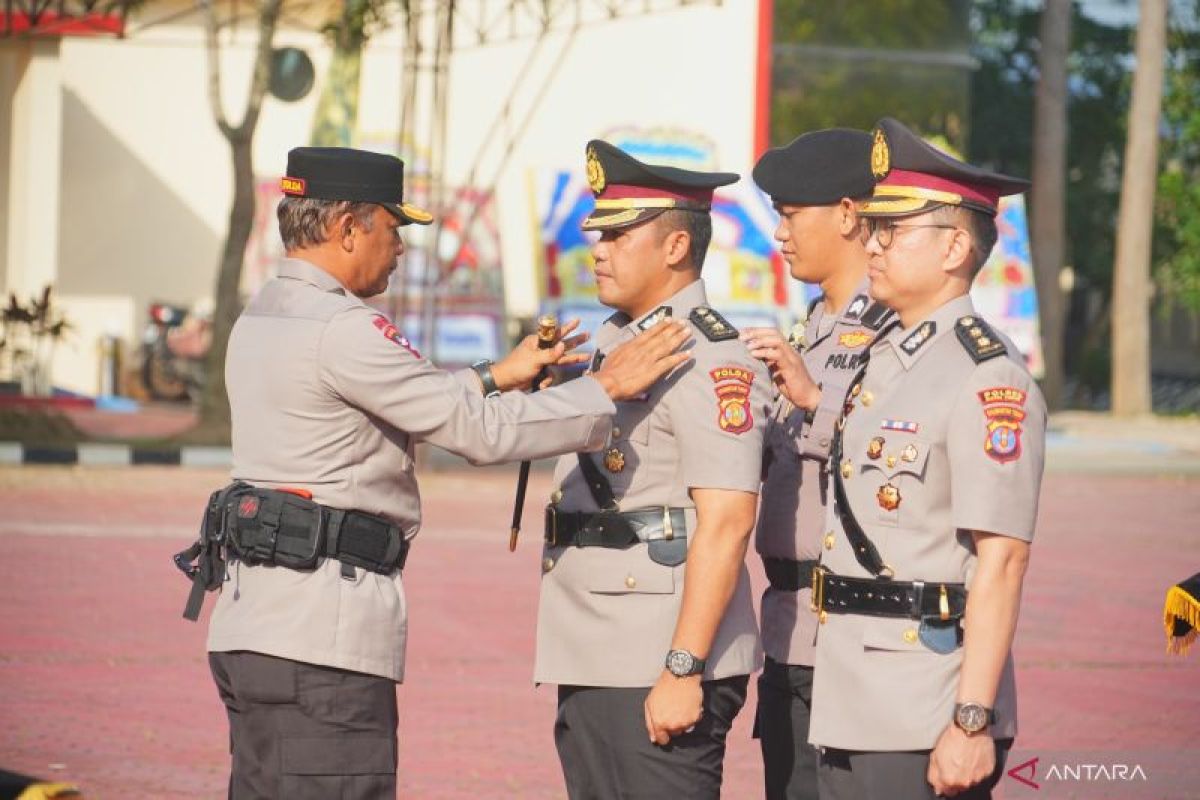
left=281, top=146, right=433, bottom=226
left=860, top=117, right=1029, bottom=218
left=752, top=128, right=875, bottom=205
left=581, top=139, right=739, bottom=231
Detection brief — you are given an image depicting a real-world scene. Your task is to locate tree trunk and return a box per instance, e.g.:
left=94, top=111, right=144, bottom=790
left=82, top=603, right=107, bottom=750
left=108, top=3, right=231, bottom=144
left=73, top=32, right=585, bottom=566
left=197, top=135, right=255, bottom=434
left=1111, top=0, right=1167, bottom=416
left=1029, top=0, right=1070, bottom=410
left=193, top=0, right=283, bottom=442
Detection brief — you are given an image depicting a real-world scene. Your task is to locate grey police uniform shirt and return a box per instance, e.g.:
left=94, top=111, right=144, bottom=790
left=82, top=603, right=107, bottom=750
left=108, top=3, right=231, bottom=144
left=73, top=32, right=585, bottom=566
left=206, top=257, right=616, bottom=682
left=534, top=280, right=770, bottom=688
left=756, top=284, right=889, bottom=667
left=808, top=293, right=1046, bottom=751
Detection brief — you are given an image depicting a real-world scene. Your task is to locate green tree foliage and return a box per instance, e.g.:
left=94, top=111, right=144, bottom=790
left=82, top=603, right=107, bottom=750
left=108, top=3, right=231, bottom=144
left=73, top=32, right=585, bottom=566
left=770, top=0, right=973, bottom=149
left=969, top=0, right=1133, bottom=295
left=1153, top=2, right=1200, bottom=312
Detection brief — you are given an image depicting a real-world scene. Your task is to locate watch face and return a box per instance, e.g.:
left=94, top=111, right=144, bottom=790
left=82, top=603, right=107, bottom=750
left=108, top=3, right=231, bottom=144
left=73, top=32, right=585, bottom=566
left=666, top=650, right=695, bottom=676
left=956, top=703, right=990, bottom=733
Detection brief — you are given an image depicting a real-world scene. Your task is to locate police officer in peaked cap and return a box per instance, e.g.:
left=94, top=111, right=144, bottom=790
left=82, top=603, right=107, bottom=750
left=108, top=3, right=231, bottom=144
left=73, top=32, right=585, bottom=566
left=178, top=145, right=692, bottom=797
left=534, top=140, right=771, bottom=798
left=806, top=119, right=1046, bottom=799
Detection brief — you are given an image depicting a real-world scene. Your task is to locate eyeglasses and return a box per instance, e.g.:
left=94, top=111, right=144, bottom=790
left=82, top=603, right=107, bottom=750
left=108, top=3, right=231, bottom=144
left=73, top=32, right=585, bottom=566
left=858, top=219, right=959, bottom=249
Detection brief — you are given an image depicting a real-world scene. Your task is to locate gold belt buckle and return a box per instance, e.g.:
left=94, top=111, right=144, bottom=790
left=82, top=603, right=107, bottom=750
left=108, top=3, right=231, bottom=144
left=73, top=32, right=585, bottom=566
left=938, top=584, right=950, bottom=621
left=544, top=505, right=558, bottom=547
left=810, top=566, right=826, bottom=613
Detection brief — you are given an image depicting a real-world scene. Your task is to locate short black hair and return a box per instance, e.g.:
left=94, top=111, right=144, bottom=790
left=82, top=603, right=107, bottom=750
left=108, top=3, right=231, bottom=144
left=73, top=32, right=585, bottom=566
left=654, top=209, right=713, bottom=271
left=933, top=205, right=998, bottom=272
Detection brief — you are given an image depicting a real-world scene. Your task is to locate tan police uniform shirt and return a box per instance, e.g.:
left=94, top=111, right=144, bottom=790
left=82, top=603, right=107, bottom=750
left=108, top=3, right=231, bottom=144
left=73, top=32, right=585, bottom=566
left=534, top=280, right=770, bottom=688
left=756, top=284, right=892, bottom=666
left=206, top=257, right=617, bottom=682
left=809, top=293, right=1046, bottom=751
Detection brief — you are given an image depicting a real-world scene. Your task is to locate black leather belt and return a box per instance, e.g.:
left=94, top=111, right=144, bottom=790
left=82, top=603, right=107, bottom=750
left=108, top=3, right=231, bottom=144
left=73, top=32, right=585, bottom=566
left=544, top=506, right=687, bottom=548
left=811, top=568, right=968, bottom=620
left=763, top=557, right=820, bottom=591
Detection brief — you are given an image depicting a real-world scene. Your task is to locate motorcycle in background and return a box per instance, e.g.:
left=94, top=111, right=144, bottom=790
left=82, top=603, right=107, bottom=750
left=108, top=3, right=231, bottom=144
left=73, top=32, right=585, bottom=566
left=141, top=298, right=212, bottom=402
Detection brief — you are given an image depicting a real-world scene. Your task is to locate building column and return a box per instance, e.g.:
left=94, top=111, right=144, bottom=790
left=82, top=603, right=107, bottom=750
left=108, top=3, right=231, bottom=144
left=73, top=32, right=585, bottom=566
left=3, top=38, right=63, bottom=299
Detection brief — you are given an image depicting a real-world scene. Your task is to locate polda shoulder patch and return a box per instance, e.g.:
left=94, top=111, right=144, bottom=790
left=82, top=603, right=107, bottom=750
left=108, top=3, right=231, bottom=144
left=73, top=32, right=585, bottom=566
left=689, top=306, right=739, bottom=342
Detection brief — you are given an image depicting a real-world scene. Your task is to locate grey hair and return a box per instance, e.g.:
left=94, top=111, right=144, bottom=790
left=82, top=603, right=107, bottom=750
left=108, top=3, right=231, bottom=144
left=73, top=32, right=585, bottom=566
left=654, top=209, right=713, bottom=271
left=277, top=197, right=377, bottom=250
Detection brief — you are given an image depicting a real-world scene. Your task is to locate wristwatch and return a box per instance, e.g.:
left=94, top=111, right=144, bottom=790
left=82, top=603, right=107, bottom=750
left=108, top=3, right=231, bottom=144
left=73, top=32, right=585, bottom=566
left=470, top=359, right=501, bottom=398
left=664, top=649, right=706, bottom=678
left=953, top=702, right=995, bottom=735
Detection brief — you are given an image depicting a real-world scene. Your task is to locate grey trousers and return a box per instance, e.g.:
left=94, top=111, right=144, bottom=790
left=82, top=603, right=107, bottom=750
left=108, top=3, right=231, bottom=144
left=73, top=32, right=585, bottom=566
left=754, top=658, right=819, bottom=800
left=209, top=651, right=398, bottom=800
left=817, top=738, right=1012, bottom=800
left=554, top=676, right=748, bottom=800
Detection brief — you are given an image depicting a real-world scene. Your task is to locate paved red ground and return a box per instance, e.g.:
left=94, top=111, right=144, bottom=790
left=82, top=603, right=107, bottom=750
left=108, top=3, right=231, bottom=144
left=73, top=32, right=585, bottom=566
left=1, top=466, right=1198, bottom=799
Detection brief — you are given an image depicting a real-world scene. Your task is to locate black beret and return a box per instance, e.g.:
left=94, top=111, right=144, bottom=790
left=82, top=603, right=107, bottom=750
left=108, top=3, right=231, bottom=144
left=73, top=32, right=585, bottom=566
left=752, top=128, right=875, bottom=205
left=861, top=117, right=1030, bottom=217
left=281, top=146, right=433, bottom=226
left=582, top=140, right=739, bottom=231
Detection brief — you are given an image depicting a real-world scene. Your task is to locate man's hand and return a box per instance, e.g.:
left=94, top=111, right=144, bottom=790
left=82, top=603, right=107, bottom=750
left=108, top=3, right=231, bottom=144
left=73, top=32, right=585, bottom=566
left=739, top=327, right=821, bottom=410
left=491, top=318, right=590, bottom=392
left=927, top=724, right=996, bottom=797
left=593, top=320, right=692, bottom=401
left=644, top=671, right=703, bottom=746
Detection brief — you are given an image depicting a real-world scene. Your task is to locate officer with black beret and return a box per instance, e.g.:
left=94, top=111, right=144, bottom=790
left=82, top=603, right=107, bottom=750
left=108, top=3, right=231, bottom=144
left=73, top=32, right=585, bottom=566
left=739, top=128, right=893, bottom=800
left=184, top=146, right=692, bottom=797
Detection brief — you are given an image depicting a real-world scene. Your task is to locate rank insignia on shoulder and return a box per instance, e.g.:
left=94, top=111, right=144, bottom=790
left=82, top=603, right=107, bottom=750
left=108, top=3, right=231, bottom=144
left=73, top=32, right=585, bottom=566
left=690, top=306, right=738, bottom=341
left=900, top=321, right=936, bottom=355
left=955, top=316, right=1007, bottom=363
left=859, top=302, right=894, bottom=331
left=638, top=306, right=673, bottom=331
left=844, top=294, right=869, bottom=321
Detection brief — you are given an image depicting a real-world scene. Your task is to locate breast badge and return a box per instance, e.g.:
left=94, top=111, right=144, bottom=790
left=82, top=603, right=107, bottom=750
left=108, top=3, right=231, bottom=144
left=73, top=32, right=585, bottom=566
left=867, top=437, right=885, bottom=460
left=710, top=366, right=756, bottom=435
left=604, top=447, right=626, bottom=473
left=877, top=482, right=901, bottom=511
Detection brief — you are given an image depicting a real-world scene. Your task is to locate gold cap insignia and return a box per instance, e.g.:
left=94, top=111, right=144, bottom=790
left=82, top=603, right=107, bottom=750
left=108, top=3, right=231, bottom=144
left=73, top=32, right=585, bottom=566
left=586, top=146, right=606, bottom=195
left=870, top=128, right=890, bottom=180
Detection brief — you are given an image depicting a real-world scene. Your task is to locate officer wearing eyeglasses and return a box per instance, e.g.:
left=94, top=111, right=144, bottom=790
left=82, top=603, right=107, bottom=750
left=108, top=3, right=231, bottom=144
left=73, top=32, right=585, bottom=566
left=805, top=118, right=1047, bottom=800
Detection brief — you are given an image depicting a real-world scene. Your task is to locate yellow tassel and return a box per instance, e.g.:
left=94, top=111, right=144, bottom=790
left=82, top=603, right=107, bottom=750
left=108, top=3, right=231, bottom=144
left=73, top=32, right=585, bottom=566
left=1163, top=585, right=1200, bottom=656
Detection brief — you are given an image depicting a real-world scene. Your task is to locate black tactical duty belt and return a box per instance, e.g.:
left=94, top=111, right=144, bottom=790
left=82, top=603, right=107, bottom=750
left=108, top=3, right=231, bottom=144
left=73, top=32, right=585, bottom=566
left=763, top=557, right=821, bottom=592
left=811, top=568, right=968, bottom=620
left=544, top=506, right=687, bottom=549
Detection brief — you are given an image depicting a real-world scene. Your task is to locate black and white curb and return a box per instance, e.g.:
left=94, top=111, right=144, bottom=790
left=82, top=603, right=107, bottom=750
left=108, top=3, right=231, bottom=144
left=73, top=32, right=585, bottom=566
left=0, top=443, right=231, bottom=466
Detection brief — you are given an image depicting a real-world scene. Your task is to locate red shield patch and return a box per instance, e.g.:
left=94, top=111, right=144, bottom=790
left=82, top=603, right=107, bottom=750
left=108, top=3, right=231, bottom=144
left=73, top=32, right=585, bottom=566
left=371, top=314, right=422, bottom=358
left=709, top=366, right=755, bottom=435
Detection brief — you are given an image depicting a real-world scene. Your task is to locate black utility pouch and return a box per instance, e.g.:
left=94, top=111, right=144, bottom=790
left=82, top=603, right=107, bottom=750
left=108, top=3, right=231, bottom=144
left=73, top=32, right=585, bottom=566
left=334, top=512, right=405, bottom=573
left=227, top=487, right=324, bottom=570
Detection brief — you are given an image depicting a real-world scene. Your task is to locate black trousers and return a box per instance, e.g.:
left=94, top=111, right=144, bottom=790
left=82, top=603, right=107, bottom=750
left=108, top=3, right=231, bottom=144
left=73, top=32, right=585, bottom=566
left=817, top=738, right=1013, bottom=800
left=209, top=651, right=398, bottom=800
left=554, top=676, right=748, bottom=800
left=754, top=658, right=819, bottom=800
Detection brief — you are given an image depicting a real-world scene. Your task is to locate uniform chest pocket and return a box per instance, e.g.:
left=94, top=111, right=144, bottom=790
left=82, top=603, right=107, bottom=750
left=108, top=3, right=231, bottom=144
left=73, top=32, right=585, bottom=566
left=857, top=438, right=931, bottom=527
left=613, top=400, right=654, bottom=445
left=587, top=546, right=677, bottom=595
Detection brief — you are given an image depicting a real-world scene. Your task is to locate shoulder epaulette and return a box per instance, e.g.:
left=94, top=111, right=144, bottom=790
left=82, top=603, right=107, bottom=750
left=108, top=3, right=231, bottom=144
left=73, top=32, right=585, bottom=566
left=689, top=306, right=739, bottom=342
left=955, top=315, right=1007, bottom=363
left=860, top=301, right=894, bottom=331
left=806, top=296, right=822, bottom=319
